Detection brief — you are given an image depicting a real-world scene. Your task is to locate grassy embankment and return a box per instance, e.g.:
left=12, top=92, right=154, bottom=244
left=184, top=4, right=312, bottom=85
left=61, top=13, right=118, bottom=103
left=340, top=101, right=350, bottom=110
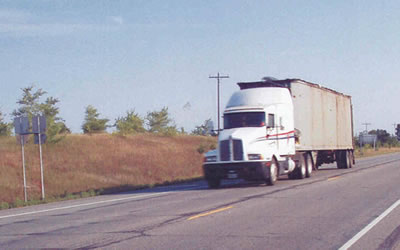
left=1, top=133, right=399, bottom=209
left=354, top=146, right=400, bottom=158
left=0, top=134, right=216, bottom=209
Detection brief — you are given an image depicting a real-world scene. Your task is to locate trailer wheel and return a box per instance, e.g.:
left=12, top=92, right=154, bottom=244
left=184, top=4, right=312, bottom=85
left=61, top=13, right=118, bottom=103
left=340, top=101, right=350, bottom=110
left=342, top=150, right=351, bottom=169
left=346, top=150, right=353, bottom=169
left=305, top=153, right=313, bottom=178
left=336, top=151, right=344, bottom=169
left=336, top=150, right=351, bottom=169
left=266, top=158, right=278, bottom=186
left=206, top=177, right=221, bottom=189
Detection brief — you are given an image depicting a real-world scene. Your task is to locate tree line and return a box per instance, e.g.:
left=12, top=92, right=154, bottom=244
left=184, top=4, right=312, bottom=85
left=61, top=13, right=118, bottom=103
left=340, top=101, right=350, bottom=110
left=356, top=129, right=399, bottom=148
left=0, top=86, right=214, bottom=141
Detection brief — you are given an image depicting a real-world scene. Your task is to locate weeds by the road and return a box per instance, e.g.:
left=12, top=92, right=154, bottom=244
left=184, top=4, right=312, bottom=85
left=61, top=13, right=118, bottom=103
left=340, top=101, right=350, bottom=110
left=0, top=134, right=216, bottom=209
left=354, top=146, right=400, bottom=158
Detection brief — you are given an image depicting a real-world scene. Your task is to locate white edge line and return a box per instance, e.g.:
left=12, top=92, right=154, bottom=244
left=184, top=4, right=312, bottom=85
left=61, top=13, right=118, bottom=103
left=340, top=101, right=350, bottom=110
left=339, top=199, right=400, bottom=250
left=0, top=192, right=171, bottom=220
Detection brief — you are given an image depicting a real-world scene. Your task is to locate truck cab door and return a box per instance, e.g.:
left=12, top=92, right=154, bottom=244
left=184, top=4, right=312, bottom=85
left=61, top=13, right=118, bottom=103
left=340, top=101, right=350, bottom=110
left=267, top=113, right=279, bottom=150
left=276, top=106, right=295, bottom=156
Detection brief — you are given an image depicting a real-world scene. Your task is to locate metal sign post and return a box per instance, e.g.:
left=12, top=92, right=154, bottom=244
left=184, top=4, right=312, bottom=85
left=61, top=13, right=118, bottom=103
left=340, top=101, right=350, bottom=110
left=38, top=116, right=45, bottom=200
left=33, top=115, right=46, bottom=200
left=20, top=135, right=27, bottom=202
left=14, top=115, right=47, bottom=202
left=39, top=126, right=45, bottom=200
left=14, top=117, right=29, bottom=203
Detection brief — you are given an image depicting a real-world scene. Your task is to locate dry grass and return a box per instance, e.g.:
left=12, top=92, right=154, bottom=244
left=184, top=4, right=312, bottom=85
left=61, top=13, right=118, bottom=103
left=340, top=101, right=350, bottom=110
left=0, top=134, right=216, bottom=205
left=3, top=133, right=397, bottom=207
left=354, top=146, right=400, bottom=158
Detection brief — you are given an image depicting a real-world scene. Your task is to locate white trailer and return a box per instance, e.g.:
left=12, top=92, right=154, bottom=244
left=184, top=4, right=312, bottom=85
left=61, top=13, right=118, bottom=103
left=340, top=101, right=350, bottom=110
left=203, top=78, right=354, bottom=188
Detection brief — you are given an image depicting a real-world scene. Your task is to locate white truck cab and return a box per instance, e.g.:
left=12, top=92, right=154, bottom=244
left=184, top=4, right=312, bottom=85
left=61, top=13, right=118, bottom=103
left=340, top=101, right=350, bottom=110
left=203, top=78, right=354, bottom=188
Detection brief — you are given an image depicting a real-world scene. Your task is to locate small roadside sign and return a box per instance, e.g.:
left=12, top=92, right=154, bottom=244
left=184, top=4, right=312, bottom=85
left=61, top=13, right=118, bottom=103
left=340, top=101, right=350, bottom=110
left=14, top=115, right=47, bottom=201
left=32, top=115, right=46, bottom=134
left=34, top=134, right=47, bottom=144
left=14, top=117, right=29, bottom=135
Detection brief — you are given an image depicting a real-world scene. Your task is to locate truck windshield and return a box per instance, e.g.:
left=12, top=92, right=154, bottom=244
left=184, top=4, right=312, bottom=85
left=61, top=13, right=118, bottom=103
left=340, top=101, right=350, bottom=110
left=224, top=112, right=266, bottom=129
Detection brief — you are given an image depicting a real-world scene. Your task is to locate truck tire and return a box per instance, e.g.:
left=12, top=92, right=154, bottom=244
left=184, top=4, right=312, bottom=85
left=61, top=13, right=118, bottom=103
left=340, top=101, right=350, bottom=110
left=305, top=153, right=313, bottom=178
left=297, top=155, right=306, bottom=179
left=336, top=151, right=344, bottom=169
left=336, top=150, right=351, bottom=169
left=206, top=177, right=221, bottom=189
left=347, top=150, right=353, bottom=168
left=266, top=158, right=278, bottom=186
left=342, top=150, right=350, bottom=169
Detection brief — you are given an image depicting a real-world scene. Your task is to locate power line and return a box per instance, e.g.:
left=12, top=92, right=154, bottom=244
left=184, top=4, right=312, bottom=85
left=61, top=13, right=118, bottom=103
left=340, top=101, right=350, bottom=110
left=209, top=73, right=229, bottom=135
left=362, top=122, right=371, bottom=133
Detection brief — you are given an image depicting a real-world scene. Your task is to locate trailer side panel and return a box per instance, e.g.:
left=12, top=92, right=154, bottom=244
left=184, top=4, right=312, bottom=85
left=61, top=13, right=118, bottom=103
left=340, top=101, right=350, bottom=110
left=290, top=80, right=353, bottom=151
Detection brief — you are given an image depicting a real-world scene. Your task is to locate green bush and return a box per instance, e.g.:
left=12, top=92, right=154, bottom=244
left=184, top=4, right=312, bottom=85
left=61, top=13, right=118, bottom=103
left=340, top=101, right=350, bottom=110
left=13, top=199, right=25, bottom=208
left=88, top=189, right=96, bottom=196
left=114, top=110, right=145, bottom=135
left=80, top=192, right=90, bottom=198
left=0, top=202, right=9, bottom=210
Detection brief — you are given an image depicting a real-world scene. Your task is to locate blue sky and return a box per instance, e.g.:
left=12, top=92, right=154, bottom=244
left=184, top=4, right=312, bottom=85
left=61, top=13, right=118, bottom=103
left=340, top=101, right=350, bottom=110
left=0, top=0, right=399, bottom=134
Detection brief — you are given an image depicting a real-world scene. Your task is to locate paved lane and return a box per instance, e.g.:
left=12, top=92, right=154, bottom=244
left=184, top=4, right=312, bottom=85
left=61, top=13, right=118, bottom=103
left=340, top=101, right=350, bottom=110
left=0, top=153, right=399, bottom=249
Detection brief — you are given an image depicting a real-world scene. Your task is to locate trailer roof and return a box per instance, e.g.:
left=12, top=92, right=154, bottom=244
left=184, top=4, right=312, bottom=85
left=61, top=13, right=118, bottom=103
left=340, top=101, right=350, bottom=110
left=237, top=78, right=351, bottom=98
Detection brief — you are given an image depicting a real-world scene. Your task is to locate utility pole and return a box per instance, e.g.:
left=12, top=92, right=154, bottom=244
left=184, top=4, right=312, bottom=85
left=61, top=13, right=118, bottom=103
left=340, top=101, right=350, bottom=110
left=362, top=122, right=371, bottom=133
left=209, top=73, right=229, bottom=135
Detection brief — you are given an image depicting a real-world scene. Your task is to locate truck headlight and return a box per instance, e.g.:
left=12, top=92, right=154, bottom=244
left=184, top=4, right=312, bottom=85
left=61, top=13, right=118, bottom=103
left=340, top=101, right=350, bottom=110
left=204, top=156, right=217, bottom=162
left=248, top=154, right=264, bottom=160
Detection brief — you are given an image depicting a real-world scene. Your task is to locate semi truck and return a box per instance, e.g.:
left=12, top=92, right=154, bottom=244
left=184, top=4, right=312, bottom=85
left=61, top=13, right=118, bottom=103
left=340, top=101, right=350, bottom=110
left=203, top=78, right=354, bottom=188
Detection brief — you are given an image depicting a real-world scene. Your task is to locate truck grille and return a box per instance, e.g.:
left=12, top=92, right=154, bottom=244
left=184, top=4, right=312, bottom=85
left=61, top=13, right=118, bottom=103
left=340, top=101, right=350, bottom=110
left=219, top=139, right=243, bottom=161
left=220, top=140, right=230, bottom=161
left=233, top=140, right=244, bottom=161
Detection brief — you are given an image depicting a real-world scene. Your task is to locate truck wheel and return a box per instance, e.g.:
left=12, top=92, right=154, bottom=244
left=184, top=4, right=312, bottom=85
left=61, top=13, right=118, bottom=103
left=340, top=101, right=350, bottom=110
left=266, top=158, right=278, bottom=186
left=305, top=153, right=313, bottom=178
left=341, top=150, right=350, bottom=169
left=297, top=155, right=306, bottom=179
left=336, top=151, right=344, bottom=169
left=347, top=151, right=353, bottom=168
left=207, top=177, right=221, bottom=189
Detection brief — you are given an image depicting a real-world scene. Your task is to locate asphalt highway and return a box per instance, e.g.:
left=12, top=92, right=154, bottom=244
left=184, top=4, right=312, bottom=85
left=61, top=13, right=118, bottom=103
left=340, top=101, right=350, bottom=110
left=0, top=153, right=399, bottom=249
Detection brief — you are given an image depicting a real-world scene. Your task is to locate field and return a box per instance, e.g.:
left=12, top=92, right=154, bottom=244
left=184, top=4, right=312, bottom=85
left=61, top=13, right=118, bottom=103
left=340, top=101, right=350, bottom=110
left=1, top=134, right=399, bottom=209
left=354, top=146, right=400, bottom=158
left=0, top=134, right=216, bottom=206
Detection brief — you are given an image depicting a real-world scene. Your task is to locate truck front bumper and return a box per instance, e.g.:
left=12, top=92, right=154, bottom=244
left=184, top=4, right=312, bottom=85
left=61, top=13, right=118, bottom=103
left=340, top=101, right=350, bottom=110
left=203, top=161, right=270, bottom=181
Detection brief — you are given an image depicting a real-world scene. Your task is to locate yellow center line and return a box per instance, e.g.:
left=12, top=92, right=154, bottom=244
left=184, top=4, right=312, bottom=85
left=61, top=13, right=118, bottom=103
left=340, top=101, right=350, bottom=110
left=187, top=206, right=233, bottom=221
left=328, top=176, right=341, bottom=181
